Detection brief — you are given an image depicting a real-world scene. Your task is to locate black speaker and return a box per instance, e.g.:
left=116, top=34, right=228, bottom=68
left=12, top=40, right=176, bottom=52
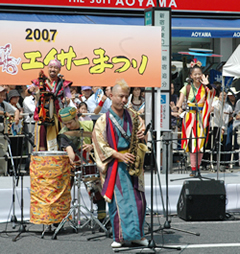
left=177, top=180, right=226, bottom=221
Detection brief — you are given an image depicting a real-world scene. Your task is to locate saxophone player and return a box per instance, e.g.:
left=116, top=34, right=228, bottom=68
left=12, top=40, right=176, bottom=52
left=92, top=80, right=148, bottom=248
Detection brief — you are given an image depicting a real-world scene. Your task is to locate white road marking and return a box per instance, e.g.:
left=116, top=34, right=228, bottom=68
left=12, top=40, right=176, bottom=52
left=116, top=243, right=240, bottom=252
left=164, top=243, right=240, bottom=249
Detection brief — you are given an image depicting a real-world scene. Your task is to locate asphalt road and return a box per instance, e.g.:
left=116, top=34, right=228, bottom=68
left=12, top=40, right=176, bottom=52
left=1, top=214, right=240, bottom=254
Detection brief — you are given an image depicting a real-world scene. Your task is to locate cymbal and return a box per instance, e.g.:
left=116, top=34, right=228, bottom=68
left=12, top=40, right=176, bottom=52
left=63, top=130, right=92, bottom=138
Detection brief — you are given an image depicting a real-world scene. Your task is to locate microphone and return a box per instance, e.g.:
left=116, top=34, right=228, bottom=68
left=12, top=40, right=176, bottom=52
left=27, top=134, right=36, bottom=148
left=54, top=74, right=64, bottom=97
left=22, top=131, right=36, bottom=148
left=58, top=73, right=64, bottom=78
left=186, top=77, right=193, bottom=84
left=144, top=123, right=151, bottom=136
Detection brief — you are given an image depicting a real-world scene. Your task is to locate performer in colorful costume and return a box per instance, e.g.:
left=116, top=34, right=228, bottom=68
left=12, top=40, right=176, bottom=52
left=58, top=107, right=107, bottom=223
left=28, top=59, right=72, bottom=151
left=92, top=80, right=148, bottom=248
left=173, top=62, right=215, bottom=176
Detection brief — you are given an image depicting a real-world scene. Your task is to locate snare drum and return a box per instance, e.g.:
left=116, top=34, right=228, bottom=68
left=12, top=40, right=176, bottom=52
left=30, top=151, right=71, bottom=225
left=82, top=163, right=99, bottom=181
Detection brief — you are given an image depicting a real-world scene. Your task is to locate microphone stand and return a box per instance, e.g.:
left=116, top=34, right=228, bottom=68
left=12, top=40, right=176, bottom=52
left=4, top=132, right=18, bottom=229
left=1, top=115, right=19, bottom=229
left=2, top=114, right=33, bottom=232
left=12, top=128, right=36, bottom=242
left=160, top=132, right=200, bottom=236
left=54, top=74, right=67, bottom=108
left=210, top=90, right=228, bottom=179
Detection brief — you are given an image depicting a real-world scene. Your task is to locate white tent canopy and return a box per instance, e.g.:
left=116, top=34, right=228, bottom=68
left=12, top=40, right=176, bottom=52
left=223, top=44, right=240, bottom=78
left=222, top=45, right=240, bottom=130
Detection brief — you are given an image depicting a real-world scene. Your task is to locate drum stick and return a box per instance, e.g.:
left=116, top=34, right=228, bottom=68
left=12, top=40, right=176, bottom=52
left=83, top=141, right=96, bottom=163
left=64, top=130, right=92, bottom=138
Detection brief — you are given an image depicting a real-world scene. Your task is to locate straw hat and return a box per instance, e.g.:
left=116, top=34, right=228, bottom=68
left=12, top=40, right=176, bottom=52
left=227, top=87, right=240, bottom=96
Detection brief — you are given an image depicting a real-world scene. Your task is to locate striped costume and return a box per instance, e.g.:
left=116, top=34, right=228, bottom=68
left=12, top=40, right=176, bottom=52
left=181, top=83, right=215, bottom=153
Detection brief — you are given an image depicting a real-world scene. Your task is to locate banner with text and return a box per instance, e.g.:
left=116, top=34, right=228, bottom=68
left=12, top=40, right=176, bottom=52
left=0, top=21, right=161, bottom=87
left=0, top=0, right=239, bottom=12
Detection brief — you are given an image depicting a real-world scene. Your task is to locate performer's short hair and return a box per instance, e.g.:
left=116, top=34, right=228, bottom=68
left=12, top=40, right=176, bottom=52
left=113, top=79, right=130, bottom=94
left=59, top=107, right=76, bottom=122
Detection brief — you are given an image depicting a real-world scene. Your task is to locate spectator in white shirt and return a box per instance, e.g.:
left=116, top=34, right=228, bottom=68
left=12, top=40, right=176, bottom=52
left=86, top=87, right=112, bottom=121
left=212, top=91, right=232, bottom=169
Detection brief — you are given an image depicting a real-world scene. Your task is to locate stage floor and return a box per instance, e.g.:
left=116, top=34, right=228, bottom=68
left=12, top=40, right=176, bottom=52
left=1, top=169, right=240, bottom=223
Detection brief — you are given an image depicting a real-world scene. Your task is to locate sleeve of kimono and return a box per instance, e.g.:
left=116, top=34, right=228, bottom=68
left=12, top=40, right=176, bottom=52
left=92, top=114, right=117, bottom=174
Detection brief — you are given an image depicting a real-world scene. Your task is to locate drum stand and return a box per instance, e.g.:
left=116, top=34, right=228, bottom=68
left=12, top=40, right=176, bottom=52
left=53, top=129, right=109, bottom=239
left=52, top=170, right=109, bottom=239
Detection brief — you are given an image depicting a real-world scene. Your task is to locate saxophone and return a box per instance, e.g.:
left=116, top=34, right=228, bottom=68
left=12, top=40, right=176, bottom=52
left=127, top=107, right=149, bottom=177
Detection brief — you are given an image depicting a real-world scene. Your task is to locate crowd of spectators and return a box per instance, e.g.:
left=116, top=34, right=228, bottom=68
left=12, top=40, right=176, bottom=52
left=2, top=75, right=239, bottom=175
left=0, top=85, right=145, bottom=175
left=171, top=79, right=240, bottom=172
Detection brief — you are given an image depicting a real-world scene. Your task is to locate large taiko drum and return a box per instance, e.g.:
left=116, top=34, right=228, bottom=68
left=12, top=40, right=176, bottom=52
left=30, top=151, right=71, bottom=225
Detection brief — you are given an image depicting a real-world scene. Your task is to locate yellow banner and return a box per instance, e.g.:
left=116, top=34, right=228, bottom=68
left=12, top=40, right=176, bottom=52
left=0, top=21, right=161, bottom=87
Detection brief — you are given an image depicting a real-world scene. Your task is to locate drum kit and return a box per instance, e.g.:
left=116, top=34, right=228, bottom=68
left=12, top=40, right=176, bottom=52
left=29, top=130, right=110, bottom=239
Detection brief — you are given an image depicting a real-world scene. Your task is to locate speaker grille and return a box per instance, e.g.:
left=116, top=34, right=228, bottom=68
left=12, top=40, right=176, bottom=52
left=177, top=180, right=226, bottom=221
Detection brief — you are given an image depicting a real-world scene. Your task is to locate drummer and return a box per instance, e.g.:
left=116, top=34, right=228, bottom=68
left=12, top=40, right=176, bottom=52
left=58, top=106, right=107, bottom=223
left=58, top=106, right=93, bottom=164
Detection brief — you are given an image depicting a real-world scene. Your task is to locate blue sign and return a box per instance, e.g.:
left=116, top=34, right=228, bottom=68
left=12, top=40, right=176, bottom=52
left=161, top=94, right=166, bottom=104
left=209, top=69, right=233, bottom=87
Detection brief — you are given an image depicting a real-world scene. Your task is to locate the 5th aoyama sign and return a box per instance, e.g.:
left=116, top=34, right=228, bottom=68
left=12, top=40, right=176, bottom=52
left=0, top=0, right=239, bottom=12
left=1, top=0, right=240, bottom=12
left=0, top=21, right=161, bottom=87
